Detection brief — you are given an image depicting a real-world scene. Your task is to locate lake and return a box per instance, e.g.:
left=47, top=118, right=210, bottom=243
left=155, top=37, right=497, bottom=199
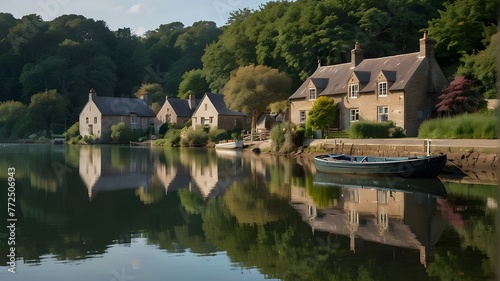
left=0, top=144, right=497, bottom=280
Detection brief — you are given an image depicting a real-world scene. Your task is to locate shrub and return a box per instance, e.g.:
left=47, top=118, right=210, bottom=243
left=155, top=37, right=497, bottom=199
left=209, top=128, right=229, bottom=142
left=270, top=122, right=296, bottom=153
left=83, top=135, right=94, bottom=144
left=111, top=122, right=132, bottom=144
left=64, top=122, right=80, bottom=141
left=160, top=129, right=182, bottom=146
left=181, top=127, right=208, bottom=146
left=229, top=128, right=242, bottom=139
left=349, top=121, right=394, bottom=138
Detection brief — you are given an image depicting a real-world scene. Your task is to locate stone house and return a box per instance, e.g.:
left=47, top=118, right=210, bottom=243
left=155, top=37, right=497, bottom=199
left=155, top=94, right=200, bottom=130
left=79, top=89, right=156, bottom=143
left=289, top=33, right=449, bottom=136
left=191, top=93, right=251, bottom=132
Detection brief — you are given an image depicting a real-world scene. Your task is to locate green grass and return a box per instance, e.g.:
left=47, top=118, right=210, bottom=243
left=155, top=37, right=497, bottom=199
left=418, top=111, right=498, bottom=139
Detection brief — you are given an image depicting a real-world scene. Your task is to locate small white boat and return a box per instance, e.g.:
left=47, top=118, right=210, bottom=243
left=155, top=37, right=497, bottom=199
left=215, top=139, right=243, bottom=149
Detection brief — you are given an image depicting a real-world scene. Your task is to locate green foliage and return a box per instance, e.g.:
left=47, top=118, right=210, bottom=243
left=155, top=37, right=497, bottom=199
left=110, top=122, right=132, bottom=144
left=28, top=90, right=68, bottom=137
left=134, top=83, right=166, bottom=103
left=223, top=65, right=292, bottom=133
left=64, top=122, right=80, bottom=141
left=349, top=121, right=396, bottom=139
left=0, top=100, right=28, bottom=140
left=83, top=135, right=94, bottom=144
left=178, top=69, right=210, bottom=99
left=208, top=128, right=229, bottom=142
left=180, top=127, right=209, bottom=146
left=156, top=129, right=182, bottom=147
left=269, top=122, right=297, bottom=153
left=307, top=96, right=336, bottom=135
left=418, top=112, right=497, bottom=139
left=457, top=33, right=498, bottom=99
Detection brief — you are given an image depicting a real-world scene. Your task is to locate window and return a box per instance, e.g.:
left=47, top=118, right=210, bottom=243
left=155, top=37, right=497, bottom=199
left=209, top=117, right=213, bottom=124
left=309, top=88, right=316, bottom=100
left=166, top=114, right=171, bottom=123
left=131, top=114, right=137, bottom=124
left=201, top=117, right=205, bottom=124
left=204, top=104, right=207, bottom=111
left=142, top=118, right=147, bottom=127
left=167, top=108, right=169, bottom=112
left=94, top=117, right=97, bottom=124
left=378, top=106, right=389, bottom=122
left=378, top=82, right=387, bottom=96
left=377, top=190, right=389, bottom=203
left=350, top=109, right=359, bottom=122
left=86, top=117, right=89, bottom=124
left=299, top=110, right=306, bottom=123
left=348, top=84, right=359, bottom=98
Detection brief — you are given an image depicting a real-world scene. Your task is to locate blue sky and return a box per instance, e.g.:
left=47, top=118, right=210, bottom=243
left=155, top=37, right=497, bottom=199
left=2, top=0, right=272, bottom=35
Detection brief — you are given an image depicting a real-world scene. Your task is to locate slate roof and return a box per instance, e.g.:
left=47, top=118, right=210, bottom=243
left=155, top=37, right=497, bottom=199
left=92, top=96, right=155, bottom=117
left=290, top=52, right=424, bottom=99
left=166, top=98, right=201, bottom=117
left=205, top=93, right=246, bottom=116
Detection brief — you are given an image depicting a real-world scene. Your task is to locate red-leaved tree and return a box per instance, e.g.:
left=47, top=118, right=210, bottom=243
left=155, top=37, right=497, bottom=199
left=436, top=76, right=477, bottom=116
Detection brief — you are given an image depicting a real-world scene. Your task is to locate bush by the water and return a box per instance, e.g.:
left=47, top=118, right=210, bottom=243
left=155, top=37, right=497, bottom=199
left=270, top=122, right=297, bottom=153
left=180, top=127, right=209, bottom=146
left=418, top=111, right=497, bottom=139
left=349, top=121, right=405, bottom=138
left=155, top=129, right=182, bottom=146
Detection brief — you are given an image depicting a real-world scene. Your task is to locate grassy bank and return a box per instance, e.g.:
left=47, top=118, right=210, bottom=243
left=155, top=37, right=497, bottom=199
left=418, top=111, right=498, bottom=139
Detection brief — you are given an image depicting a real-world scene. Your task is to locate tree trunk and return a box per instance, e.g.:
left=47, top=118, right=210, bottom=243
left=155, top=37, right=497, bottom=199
left=251, top=110, right=258, bottom=140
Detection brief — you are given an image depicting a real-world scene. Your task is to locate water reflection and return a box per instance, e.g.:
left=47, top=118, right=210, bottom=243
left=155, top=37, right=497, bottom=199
left=0, top=144, right=496, bottom=280
left=292, top=173, right=448, bottom=268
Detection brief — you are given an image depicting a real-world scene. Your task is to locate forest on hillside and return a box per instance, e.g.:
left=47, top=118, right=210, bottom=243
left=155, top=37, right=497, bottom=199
left=0, top=0, right=497, bottom=140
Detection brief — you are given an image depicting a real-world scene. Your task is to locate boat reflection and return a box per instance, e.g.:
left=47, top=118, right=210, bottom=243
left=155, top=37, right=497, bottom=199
left=291, top=172, right=448, bottom=268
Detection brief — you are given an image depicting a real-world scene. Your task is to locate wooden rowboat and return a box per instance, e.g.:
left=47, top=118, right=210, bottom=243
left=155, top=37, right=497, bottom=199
left=314, top=153, right=447, bottom=178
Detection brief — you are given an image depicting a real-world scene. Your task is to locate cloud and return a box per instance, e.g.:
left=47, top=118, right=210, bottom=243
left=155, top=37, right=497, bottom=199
left=135, top=26, right=147, bottom=37
left=127, top=3, right=146, bottom=15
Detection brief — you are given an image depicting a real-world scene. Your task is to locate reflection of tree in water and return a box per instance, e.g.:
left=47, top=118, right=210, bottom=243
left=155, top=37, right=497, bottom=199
left=223, top=180, right=289, bottom=225
left=428, top=182, right=497, bottom=280
left=178, top=188, right=204, bottom=215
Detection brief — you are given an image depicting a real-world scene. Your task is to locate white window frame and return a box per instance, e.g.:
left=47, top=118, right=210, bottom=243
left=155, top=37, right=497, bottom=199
left=378, top=82, right=387, bottom=96
left=377, top=106, right=389, bottom=122
left=308, top=88, right=317, bottom=100
left=350, top=109, right=359, bottom=122
left=130, top=114, right=137, bottom=125
left=348, top=84, right=359, bottom=98
left=299, top=110, right=306, bottom=123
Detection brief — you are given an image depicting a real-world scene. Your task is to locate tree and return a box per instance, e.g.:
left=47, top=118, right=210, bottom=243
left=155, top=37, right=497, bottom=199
left=307, top=96, right=336, bottom=136
left=223, top=65, right=292, bottom=135
left=28, top=90, right=68, bottom=137
left=178, top=69, right=210, bottom=99
left=0, top=100, right=27, bottom=139
left=436, top=76, right=483, bottom=116
left=110, top=122, right=132, bottom=144
left=456, top=33, right=498, bottom=99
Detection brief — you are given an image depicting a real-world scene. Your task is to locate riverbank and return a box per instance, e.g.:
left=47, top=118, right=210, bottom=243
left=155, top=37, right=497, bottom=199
left=245, top=138, right=498, bottom=185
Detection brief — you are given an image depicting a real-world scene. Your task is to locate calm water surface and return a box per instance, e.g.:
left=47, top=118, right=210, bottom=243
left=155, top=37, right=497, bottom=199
left=0, top=144, right=497, bottom=280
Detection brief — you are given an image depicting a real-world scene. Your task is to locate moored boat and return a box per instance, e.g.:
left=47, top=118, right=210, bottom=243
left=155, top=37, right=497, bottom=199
left=314, top=153, right=447, bottom=178
left=215, top=139, right=243, bottom=149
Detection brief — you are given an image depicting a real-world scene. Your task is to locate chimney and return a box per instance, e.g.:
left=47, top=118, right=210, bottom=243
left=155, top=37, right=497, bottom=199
left=351, top=42, right=363, bottom=68
left=141, top=91, right=152, bottom=107
left=89, top=88, right=96, bottom=100
left=419, top=31, right=436, bottom=58
left=188, top=94, right=196, bottom=109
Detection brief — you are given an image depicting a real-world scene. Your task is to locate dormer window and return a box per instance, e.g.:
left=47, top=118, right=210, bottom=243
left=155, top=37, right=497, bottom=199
left=309, top=88, right=317, bottom=100
left=378, top=82, right=387, bottom=96
left=348, top=84, right=359, bottom=98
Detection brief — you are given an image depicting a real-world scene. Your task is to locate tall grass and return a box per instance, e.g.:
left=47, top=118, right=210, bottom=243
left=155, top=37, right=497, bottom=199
left=418, top=111, right=498, bottom=139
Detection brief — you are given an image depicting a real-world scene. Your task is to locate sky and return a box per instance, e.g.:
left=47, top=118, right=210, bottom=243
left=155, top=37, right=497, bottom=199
left=2, top=0, right=272, bottom=35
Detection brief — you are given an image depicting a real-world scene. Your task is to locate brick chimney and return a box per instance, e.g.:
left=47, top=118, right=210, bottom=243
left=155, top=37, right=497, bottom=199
left=351, top=42, right=363, bottom=68
left=188, top=94, right=196, bottom=109
left=89, top=88, right=96, bottom=101
left=419, top=31, right=436, bottom=58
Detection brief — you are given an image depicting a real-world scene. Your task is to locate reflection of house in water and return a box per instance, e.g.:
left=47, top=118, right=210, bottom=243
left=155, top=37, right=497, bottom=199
left=190, top=150, right=245, bottom=198
left=79, top=146, right=155, bottom=199
left=291, top=174, right=447, bottom=268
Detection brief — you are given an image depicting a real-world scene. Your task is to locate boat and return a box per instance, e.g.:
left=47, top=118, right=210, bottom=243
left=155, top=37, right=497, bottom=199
left=314, top=153, right=447, bottom=178
left=215, top=139, right=243, bottom=149
left=313, top=171, right=448, bottom=199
